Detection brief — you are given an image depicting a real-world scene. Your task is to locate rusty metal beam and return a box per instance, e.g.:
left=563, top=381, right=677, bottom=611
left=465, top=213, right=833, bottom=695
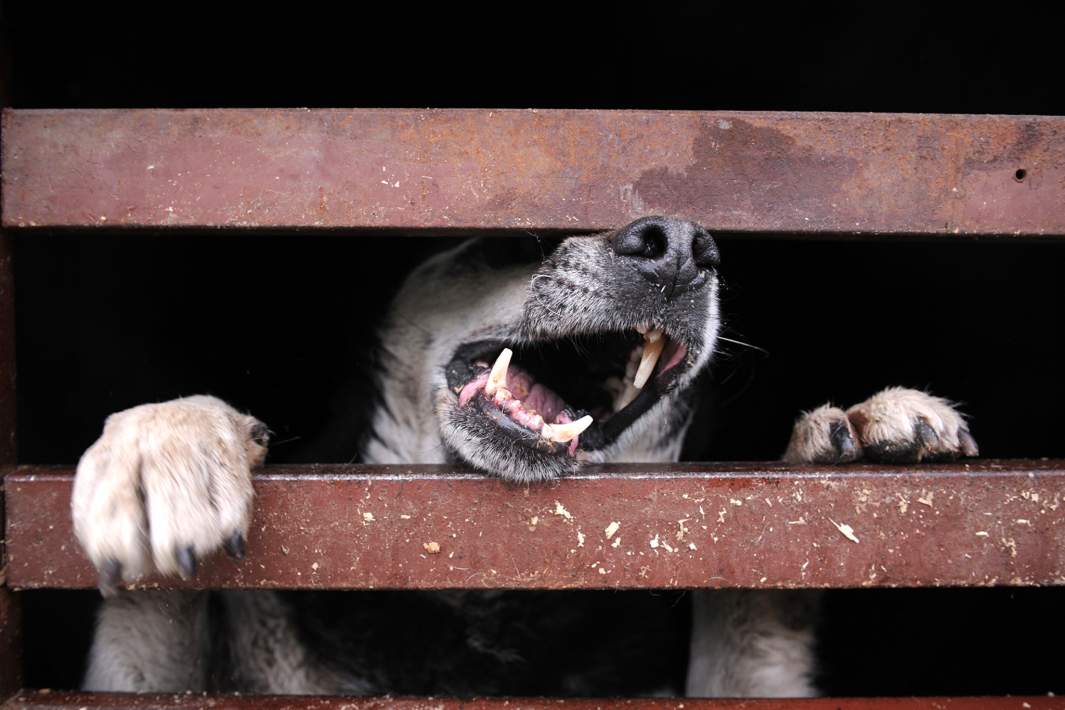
left=3, top=692, right=1062, bottom=710
left=3, top=109, right=1065, bottom=236
left=4, top=460, right=1063, bottom=591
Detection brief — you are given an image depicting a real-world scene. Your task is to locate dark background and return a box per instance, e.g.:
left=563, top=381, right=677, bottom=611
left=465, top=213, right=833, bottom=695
left=4, top=0, right=1064, bottom=697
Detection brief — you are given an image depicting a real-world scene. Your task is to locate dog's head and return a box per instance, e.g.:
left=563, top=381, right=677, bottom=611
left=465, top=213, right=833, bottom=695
left=372, top=216, right=721, bottom=482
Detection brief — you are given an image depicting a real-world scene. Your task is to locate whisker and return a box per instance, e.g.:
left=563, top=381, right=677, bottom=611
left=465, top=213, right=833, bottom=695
left=717, top=335, right=770, bottom=356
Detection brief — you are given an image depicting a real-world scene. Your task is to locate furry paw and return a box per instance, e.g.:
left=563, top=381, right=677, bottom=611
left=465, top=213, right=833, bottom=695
left=783, top=405, right=862, bottom=464
left=72, top=395, right=268, bottom=594
left=783, top=388, right=978, bottom=464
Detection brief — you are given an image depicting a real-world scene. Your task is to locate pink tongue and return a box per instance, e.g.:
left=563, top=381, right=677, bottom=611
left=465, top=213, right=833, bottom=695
left=524, top=383, right=566, bottom=422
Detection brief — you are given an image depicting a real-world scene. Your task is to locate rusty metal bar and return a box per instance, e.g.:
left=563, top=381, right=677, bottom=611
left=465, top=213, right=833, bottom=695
left=3, top=109, right=1065, bottom=236
left=4, top=460, right=1063, bottom=591
left=3, top=693, right=1063, bottom=710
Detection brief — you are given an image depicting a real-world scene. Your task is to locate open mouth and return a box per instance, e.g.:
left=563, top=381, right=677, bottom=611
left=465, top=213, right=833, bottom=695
left=445, top=326, right=690, bottom=457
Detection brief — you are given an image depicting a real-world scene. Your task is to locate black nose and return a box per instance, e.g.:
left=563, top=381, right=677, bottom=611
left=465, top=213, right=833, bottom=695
left=610, top=216, right=719, bottom=296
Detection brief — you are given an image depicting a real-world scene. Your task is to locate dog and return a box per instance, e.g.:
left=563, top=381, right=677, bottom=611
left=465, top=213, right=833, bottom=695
left=70, top=216, right=978, bottom=697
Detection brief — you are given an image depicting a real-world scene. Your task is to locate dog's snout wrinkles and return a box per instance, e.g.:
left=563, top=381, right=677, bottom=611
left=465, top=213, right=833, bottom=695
left=610, top=216, right=719, bottom=297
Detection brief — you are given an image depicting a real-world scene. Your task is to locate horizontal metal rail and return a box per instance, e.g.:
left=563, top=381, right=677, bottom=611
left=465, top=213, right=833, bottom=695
left=3, top=692, right=1063, bottom=709
left=4, top=460, right=1063, bottom=590
left=3, top=109, right=1065, bottom=236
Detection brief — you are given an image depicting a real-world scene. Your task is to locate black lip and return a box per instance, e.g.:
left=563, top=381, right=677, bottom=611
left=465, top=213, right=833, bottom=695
left=445, top=332, right=689, bottom=455
left=444, top=340, right=508, bottom=393
left=478, top=397, right=568, bottom=455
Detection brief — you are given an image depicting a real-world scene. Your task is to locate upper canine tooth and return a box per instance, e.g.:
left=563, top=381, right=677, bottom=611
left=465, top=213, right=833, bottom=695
left=633, top=333, right=665, bottom=389
left=485, top=348, right=512, bottom=396
left=645, top=328, right=663, bottom=343
left=541, top=415, right=594, bottom=443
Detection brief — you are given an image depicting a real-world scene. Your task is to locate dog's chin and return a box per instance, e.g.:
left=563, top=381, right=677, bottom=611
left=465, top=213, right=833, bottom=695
left=442, top=400, right=579, bottom=483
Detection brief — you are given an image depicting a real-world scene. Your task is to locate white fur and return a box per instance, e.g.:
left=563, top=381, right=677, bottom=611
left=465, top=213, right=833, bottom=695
left=687, top=591, right=819, bottom=697
left=72, top=395, right=263, bottom=582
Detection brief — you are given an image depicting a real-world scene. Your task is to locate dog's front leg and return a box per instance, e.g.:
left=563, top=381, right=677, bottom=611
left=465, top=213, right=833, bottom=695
left=72, top=395, right=267, bottom=592
left=686, top=590, right=819, bottom=697
left=72, top=395, right=267, bottom=692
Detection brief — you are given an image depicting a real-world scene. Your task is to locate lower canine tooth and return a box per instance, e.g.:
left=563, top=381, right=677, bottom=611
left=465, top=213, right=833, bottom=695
left=542, top=415, right=593, bottom=443
left=633, top=334, right=665, bottom=389
left=485, top=348, right=512, bottom=396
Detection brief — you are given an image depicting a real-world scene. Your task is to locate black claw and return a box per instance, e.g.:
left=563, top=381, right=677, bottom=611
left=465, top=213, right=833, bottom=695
left=176, top=545, right=198, bottom=578
left=223, top=531, right=246, bottom=560
left=914, top=418, right=939, bottom=447
left=250, top=421, right=271, bottom=447
left=99, top=558, right=123, bottom=596
left=829, top=420, right=859, bottom=463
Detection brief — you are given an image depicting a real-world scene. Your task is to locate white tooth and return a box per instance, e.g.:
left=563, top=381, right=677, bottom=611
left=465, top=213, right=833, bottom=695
left=635, top=323, right=648, bottom=335
left=633, top=334, right=665, bottom=389
left=541, top=415, right=594, bottom=443
left=645, top=328, right=663, bottom=343
left=485, top=348, right=512, bottom=396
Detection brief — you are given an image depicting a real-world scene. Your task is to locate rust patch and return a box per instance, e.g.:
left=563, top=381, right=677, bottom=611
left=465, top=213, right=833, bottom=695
left=633, top=118, right=859, bottom=229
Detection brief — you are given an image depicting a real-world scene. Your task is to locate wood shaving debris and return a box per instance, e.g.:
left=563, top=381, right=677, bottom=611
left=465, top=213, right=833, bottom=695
left=917, top=492, right=934, bottom=507
left=362, top=512, right=375, bottom=522
left=830, top=519, right=860, bottom=543
left=311, top=562, right=319, bottom=571
left=605, top=521, right=620, bottom=539
left=577, top=530, right=585, bottom=547
left=975, top=531, right=990, bottom=537
left=553, top=501, right=573, bottom=520
left=650, top=534, right=660, bottom=549
left=423, top=541, right=441, bottom=554
left=612, top=537, right=622, bottom=548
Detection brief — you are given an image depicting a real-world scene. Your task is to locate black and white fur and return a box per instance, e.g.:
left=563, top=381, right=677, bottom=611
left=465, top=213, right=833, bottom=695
left=71, top=217, right=977, bottom=697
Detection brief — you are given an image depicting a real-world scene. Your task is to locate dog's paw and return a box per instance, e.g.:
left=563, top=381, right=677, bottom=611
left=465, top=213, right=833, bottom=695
left=783, top=404, right=862, bottom=464
left=783, top=388, right=978, bottom=465
left=71, top=395, right=268, bottom=594
left=846, top=387, right=978, bottom=463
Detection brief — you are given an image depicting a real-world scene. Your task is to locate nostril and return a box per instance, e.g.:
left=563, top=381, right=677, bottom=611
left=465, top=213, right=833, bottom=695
left=613, top=220, right=669, bottom=260
left=637, top=224, right=668, bottom=259
left=691, top=229, right=720, bottom=269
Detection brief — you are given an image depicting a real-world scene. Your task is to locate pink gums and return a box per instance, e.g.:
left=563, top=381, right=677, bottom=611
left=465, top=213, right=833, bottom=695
left=457, top=362, right=580, bottom=451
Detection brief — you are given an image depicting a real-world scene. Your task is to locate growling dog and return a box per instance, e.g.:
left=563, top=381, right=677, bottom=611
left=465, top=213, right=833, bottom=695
left=72, top=217, right=977, bottom=696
